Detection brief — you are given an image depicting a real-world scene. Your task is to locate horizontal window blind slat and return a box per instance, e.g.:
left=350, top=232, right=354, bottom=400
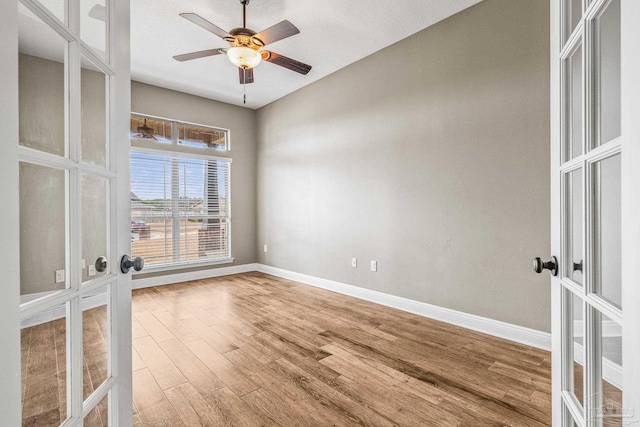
left=130, top=149, right=231, bottom=267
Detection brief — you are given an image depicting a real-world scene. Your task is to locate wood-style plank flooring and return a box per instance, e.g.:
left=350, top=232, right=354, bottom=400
left=21, top=272, right=628, bottom=426
left=130, top=272, right=553, bottom=426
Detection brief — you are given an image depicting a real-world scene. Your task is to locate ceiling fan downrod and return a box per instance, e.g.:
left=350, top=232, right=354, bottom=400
left=241, top=0, right=250, bottom=28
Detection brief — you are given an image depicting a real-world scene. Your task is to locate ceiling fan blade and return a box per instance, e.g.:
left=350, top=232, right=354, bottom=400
left=238, top=67, right=255, bottom=84
left=173, top=48, right=226, bottom=62
left=179, top=13, right=231, bottom=40
left=263, top=51, right=311, bottom=75
left=253, top=20, right=299, bottom=46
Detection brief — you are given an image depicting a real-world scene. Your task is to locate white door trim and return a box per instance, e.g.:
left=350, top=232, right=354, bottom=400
left=0, top=0, right=22, bottom=423
left=550, top=1, right=563, bottom=425
left=620, top=0, right=640, bottom=420
left=112, top=0, right=133, bottom=422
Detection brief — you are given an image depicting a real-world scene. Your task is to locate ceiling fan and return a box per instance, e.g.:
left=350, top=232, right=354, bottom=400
left=173, top=0, right=312, bottom=86
left=173, top=0, right=311, bottom=84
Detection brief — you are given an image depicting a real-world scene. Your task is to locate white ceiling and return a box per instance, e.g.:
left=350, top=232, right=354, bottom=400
left=131, top=0, right=482, bottom=109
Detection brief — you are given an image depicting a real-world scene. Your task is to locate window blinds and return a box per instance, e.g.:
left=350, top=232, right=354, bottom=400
left=130, top=150, right=231, bottom=268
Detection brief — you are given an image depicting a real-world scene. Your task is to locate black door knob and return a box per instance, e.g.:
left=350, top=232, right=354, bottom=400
left=533, top=256, right=558, bottom=276
left=120, top=255, right=144, bottom=273
left=573, top=260, right=583, bottom=273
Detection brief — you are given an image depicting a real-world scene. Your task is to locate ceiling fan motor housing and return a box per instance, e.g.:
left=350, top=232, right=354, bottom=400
left=227, top=28, right=263, bottom=49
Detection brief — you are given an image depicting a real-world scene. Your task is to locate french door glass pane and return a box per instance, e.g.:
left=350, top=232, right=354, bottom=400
left=595, top=0, right=621, bottom=147
left=592, top=154, right=621, bottom=308
left=598, top=311, right=623, bottom=426
left=18, top=2, right=67, bottom=157
left=83, top=285, right=110, bottom=399
left=37, top=0, right=67, bottom=25
left=81, top=56, right=108, bottom=167
left=84, top=394, right=108, bottom=426
left=566, top=0, right=582, bottom=41
left=21, top=308, right=68, bottom=425
left=568, top=290, right=585, bottom=406
left=80, top=0, right=107, bottom=60
left=565, top=43, right=583, bottom=161
left=20, top=162, right=68, bottom=297
left=82, top=174, right=109, bottom=283
left=565, top=169, right=583, bottom=285
left=35, top=0, right=67, bottom=24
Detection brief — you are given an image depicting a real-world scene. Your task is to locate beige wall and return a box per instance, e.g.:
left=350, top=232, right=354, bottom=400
left=256, top=0, right=552, bottom=331
left=131, top=82, right=258, bottom=280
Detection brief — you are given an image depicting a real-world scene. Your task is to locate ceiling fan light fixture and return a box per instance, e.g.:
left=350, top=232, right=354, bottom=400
left=227, top=46, right=262, bottom=68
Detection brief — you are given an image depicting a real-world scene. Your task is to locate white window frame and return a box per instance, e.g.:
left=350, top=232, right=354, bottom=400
left=130, top=113, right=233, bottom=273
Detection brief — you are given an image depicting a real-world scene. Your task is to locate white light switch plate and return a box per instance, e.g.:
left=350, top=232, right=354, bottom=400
left=263, top=245, right=268, bottom=253
left=88, top=265, right=96, bottom=276
left=351, top=258, right=357, bottom=268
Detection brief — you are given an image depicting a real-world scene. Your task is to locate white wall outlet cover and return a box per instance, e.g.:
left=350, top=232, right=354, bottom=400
left=263, top=245, right=268, bottom=253
left=370, top=261, right=377, bottom=272
left=88, top=265, right=96, bottom=276
left=55, top=270, right=65, bottom=283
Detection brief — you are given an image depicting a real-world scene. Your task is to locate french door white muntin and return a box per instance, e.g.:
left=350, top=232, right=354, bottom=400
left=551, top=0, right=640, bottom=426
left=0, top=0, right=132, bottom=424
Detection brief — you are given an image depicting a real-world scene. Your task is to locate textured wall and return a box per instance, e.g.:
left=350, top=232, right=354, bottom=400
left=256, top=0, right=552, bottom=331
left=131, top=82, right=258, bottom=279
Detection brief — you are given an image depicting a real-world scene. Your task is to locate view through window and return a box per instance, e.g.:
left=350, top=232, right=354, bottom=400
left=130, top=114, right=231, bottom=268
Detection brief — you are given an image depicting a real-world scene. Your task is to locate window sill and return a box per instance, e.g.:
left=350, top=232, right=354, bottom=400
left=132, top=257, right=235, bottom=276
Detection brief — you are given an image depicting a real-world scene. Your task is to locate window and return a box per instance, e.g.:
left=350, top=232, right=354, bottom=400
left=130, top=114, right=231, bottom=269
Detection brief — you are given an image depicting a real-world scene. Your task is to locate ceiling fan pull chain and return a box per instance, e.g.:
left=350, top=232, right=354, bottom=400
left=243, top=68, right=247, bottom=104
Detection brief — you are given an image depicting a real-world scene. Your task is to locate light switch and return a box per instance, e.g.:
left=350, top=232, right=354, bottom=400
left=55, top=270, right=65, bottom=283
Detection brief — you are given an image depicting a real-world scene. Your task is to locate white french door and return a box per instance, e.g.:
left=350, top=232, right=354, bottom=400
left=0, top=0, right=132, bottom=425
left=550, top=0, right=640, bottom=426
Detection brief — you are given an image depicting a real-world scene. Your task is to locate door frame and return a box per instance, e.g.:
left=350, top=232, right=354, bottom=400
left=620, top=0, right=640, bottom=422
left=112, top=0, right=134, bottom=423
left=0, top=0, right=132, bottom=424
left=0, top=0, right=22, bottom=423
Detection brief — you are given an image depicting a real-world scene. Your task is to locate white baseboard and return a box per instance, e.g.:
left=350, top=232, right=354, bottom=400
left=257, top=264, right=552, bottom=351
left=132, top=263, right=257, bottom=289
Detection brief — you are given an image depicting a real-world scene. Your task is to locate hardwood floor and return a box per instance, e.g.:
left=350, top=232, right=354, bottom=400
left=129, top=272, right=553, bottom=426
left=21, top=272, right=568, bottom=426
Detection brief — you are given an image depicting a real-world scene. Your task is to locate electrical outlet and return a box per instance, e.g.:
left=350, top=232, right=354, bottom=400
left=351, top=258, right=357, bottom=268
left=263, top=244, right=268, bottom=253
left=370, top=261, right=377, bottom=272
left=55, top=270, right=65, bottom=283
left=88, top=265, right=96, bottom=276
